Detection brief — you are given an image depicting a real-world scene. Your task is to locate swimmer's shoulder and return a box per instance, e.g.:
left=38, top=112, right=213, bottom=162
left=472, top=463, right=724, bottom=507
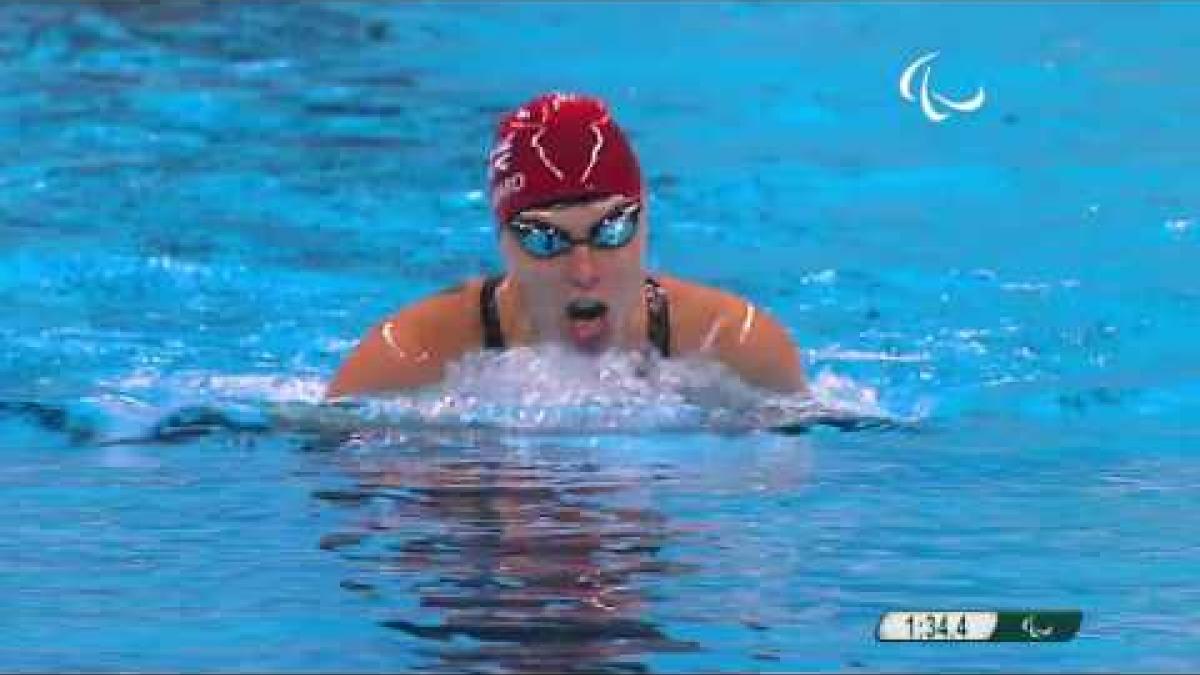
left=362, top=278, right=482, bottom=344
left=410, top=278, right=486, bottom=339
left=325, top=278, right=485, bottom=398
left=654, top=274, right=807, bottom=394
left=651, top=275, right=759, bottom=351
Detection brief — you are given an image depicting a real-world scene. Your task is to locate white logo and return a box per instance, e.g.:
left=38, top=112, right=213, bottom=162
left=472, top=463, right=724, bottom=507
left=488, top=131, right=516, bottom=181
left=491, top=173, right=525, bottom=209
left=1021, top=614, right=1055, bottom=640
left=899, top=51, right=986, bottom=123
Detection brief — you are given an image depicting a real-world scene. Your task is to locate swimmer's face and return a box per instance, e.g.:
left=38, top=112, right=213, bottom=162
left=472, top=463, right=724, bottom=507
left=500, top=194, right=647, bottom=353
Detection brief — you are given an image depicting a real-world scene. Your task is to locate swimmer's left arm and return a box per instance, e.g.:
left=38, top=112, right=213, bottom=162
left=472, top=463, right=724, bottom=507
left=716, top=301, right=809, bottom=396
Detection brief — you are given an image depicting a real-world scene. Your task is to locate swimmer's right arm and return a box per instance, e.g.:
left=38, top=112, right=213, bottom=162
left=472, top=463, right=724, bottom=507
left=324, top=291, right=471, bottom=399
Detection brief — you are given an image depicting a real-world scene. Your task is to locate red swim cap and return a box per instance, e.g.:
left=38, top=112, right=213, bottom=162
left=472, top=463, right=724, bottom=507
left=488, top=92, right=643, bottom=224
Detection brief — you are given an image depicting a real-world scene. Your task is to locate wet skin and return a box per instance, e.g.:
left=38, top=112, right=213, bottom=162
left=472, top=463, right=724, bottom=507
left=326, top=195, right=808, bottom=398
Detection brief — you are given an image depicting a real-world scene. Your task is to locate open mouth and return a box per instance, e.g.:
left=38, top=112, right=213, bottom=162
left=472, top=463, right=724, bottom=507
left=564, top=298, right=610, bottom=351
left=565, top=298, right=608, bottom=321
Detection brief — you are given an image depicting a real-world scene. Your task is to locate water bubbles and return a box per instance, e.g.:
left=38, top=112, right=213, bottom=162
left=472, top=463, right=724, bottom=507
left=1164, top=217, right=1192, bottom=236
left=807, top=368, right=886, bottom=418
left=76, top=344, right=913, bottom=442
left=808, top=346, right=930, bottom=364
left=802, top=269, right=838, bottom=285
left=427, top=346, right=715, bottom=430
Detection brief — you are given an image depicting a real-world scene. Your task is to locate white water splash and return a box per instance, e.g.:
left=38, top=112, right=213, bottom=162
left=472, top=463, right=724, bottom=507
left=1165, top=217, right=1192, bottom=235
left=90, top=346, right=918, bottom=438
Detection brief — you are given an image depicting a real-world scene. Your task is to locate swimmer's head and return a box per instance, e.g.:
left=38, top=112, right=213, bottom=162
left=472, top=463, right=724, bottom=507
left=487, top=92, right=643, bottom=225
left=487, top=93, right=648, bottom=354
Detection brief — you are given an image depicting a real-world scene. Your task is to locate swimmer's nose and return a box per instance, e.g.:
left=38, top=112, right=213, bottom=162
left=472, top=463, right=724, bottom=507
left=566, top=244, right=599, bottom=289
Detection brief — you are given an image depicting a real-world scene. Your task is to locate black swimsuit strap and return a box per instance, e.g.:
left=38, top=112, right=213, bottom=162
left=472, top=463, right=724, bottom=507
left=644, top=276, right=672, bottom=358
left=478, top=275, right=671, bottom=357
left=480, top=275, right=506, bottom=351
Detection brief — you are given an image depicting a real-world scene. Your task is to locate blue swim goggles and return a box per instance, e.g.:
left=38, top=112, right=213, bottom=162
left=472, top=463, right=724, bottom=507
left=506, top=202, right=640, bottom=259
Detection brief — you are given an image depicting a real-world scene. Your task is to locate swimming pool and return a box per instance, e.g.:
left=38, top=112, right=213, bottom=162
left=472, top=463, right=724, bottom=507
left=3, top=1, right=1198, bottom=671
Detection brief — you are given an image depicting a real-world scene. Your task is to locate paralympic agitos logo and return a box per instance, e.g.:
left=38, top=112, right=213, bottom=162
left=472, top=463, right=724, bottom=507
left=898, top=51, right=986, bottom=123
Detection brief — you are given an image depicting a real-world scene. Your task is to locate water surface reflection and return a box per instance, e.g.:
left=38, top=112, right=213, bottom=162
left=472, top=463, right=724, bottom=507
left=313, top=431, right=713, bottom=673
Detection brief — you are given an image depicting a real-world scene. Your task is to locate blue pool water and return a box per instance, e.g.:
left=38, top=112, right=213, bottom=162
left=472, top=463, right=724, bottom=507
left=3, top=2, right=1199, bottom=671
